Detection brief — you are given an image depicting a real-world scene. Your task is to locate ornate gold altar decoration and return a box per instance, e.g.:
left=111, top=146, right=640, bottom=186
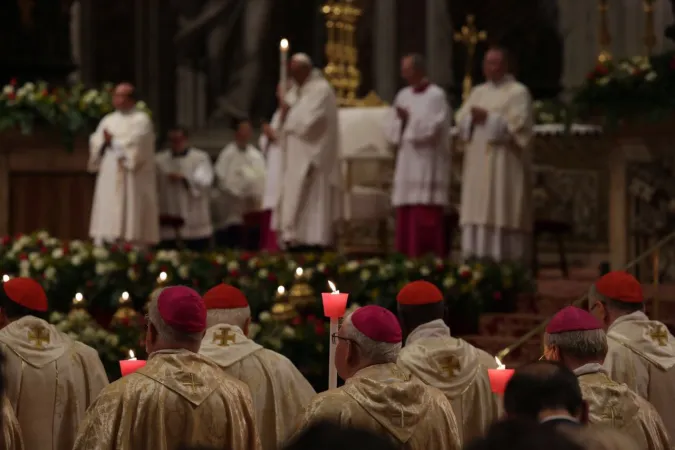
left=322, top=0, right=385, bottom=107
left=288, top=267, right=315, bottom=308
left=114, top=291, right=139, bottom=322
left=643, top=0, right=656, bottom=56
left=597, top=0, right=612, bottom=63
left=271, top=286, right=297, bottom=321
left=454, top=15, right=487, bottom=101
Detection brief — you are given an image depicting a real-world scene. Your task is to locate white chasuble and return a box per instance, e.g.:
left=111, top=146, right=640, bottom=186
left=0, top=316, right=108, bottom=450
left=455, top=76, right=534, bottom=261
left=384, top=84, right=452, bottom=207
left=260, top=110, right=284, bottom=211
left=156, top=148, right=214, bottom=240
left=200, top=324, right=315, bottom=450
left=274, top=69, right=342, bottom=247
left=88, top=108, right=159, bottom=245
left=604, top=311, right=675, bottom=442
left=397, top=319, right=500, bottom=443
left=212, top=143, right=266, bottom=230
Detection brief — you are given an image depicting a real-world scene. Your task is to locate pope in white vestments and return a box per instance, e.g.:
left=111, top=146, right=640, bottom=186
left=589, top=271, right=675, bottom=442
left=213, top=121, right=266, bottom=249
left=455, top=48, right=534, bottom=262
left=385, top=54, right=451, bottom=258
left=274, top=53, right=341, bottom=250
left=0, top=278, right=108, bottom=450
left=88, top=83, right=159, bottom=246
left=199, top=284, right=316, bottom=450
left=156, top=126, right=214, bottom=251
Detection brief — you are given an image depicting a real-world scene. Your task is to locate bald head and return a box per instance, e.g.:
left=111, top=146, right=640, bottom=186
left=113, top=82, right=136, bottom=111
left=290, top=53, right=313, bottom=85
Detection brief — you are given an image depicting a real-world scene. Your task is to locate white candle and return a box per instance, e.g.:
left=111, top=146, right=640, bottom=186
left=128, top=350, right=137, bottom=361
left=280, top=38, right=289, bottom=100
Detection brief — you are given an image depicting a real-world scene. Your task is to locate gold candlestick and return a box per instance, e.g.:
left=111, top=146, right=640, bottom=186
left=597, top=0, right=612, bottom=63
left=454, top=15, right=487, bottom=101
left=643, top=0, right=656, bottom=56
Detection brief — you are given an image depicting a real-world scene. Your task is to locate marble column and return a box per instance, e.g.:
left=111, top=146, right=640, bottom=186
left=426, top=0, right=454, bottom=91
left=373, top=0, right=397, bottom=102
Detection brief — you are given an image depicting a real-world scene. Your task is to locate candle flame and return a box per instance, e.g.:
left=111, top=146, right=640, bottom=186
left=280, top=38, right=289, bottom=50
left=277, top=285, right=285, bottom=295
left=295, top=267, right=303, bottom=277
left=74, top=292, right=83, bottom=303
left=327, top=280, right=339, bottom=294
left=121, top=291, right=130, bottom=302
left=158, top=271, right=167, bottom=282
left=495, top=356, right=505, bottom=370
left=1, top=274, right=9, bottom=283
left=128, top=350, right=136, bottom=360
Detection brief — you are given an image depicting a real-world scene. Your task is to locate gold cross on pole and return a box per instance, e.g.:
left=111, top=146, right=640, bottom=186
left=213, top=329, right=236, bottom=347
left=28, top=326, right=50, bottom=349
left=440, top=356, right=461, bottom=377
left=454, top=15, right=487, bottom=101
left=650, top=325, right=669, bottom=346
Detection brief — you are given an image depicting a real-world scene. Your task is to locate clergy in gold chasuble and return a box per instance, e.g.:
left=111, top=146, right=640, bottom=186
left=0, top=396, right=23, bottom=450
left=0, top=316, right=108, bottom=450
left=73, top=349, right=261, bottom=450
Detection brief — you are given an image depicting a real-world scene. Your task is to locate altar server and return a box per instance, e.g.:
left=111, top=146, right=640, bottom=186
left=156, top=126, right=214, bottom=251
left=384, top=54, right=451, bottom=258
left=543, top=306, right=671, bottom=450
left=396, top=281, right=500, bottom=442
left=88, top=82, right=159, bottom=247
left=589, top=271, right=675, bottom=441
left=0, top=278, right=108, bottom=450
left=273, top=53, right=341, bottom=251
left=200, top=283, right=315, bottom=450
left=298, top=305, right=461, bottom=450
left=456, top=47, right=534, bottom=262
left=213, top=120, right=266, bottom=249
left=74, top=286, right=261, bottom=450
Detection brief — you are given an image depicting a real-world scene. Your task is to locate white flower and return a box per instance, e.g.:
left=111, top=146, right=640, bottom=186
left=346, top=261, right=360, bottom=271
left=248, top=323, right=261, bottom=339
left=136, top=101, right=148, bottom=110
left=458, top=264, right=471, bottom=275
left=268, top=337, right=282, bottom=350
left=82, top=327, right=96, bottom=340
left=472, top=271, right=483, bottom=282
left=597, top=76, right=610, bottom=86
left=258, top=268, right=269, bottom=279
left=104, top=334, right=120, bottom=347
left=317, top=263, right=326, bottom=273
left=227, top=261, right=239, bottom=271
left=67, top=332, right=79, bottom=341
left=127, top=267, right=139, bottom=281
left=2, top=85, right=14, bottom=96
left=36, top=231, right=49, bottom=240
left=70, top=240, right=84, bottom=250
left=70, top=255, right=83, bottom=266
left=404, top=260, right=415, bottom=269
left=258, top=311, right=272, bottom=323
left=56, top=322, right=68, bottom=332
left=28, top=252, right=40, bottom=262
left=420, top=266, right=431, bottom=276
left=360, top=269, right=371, bottom=281
left=248, top=257, right=259, bottom=269
left=214, top=254, right=226, bottom=265
left=44, top=266, right=57, bottom=281
left=443, top=276, right=456, bottom=288
left=49, top=311, right=65, bottom=323
left=46, top=237, right=59, bottom=247
left=92, top=246, right=109, bottom=260
left=96, top=328, right=108, bottom=339
left=127, top=251, right=138, bottom=264
left=645, top=71, right=657, bottom=82
left=82, top=89, right=98, bottom=104
left=281, top=326, right=296, bottom=338
left=95, top=262, right=109, bottom=275
left=178, top=265, right=190, bottom=279
left=51, top=248, right=64, bottom=259
left=31, top=257, right=45, bottom=271
left=287, top=260, right=298, bottom=271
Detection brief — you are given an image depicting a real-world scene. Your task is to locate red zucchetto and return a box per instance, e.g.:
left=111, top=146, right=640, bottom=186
left=396, top=280, right=443, bottom=305
left=2, top=277, right=48, bottom=312
left=594, top=271, right=643, bottom=303
left=203, top=284, right=248, bottom=310
left=157, top=286, right=206, bottom=333
left=545, top=306, right=602, bottom=334
left=351, top=305, right=402, bottom=343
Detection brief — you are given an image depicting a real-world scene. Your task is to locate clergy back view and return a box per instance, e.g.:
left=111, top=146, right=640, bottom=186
left=543, top=306, right=671, bottom=450
left=384, top=54, right=451, bottom=258
left=156, top=126, right=215, bottom=251
left=298, top=305, right=461, bottom=450
left=589, top=271, right=675, bottom=441
left=274, top=53, right=341, bottom=251
left=73, top=286, right=261, bottom=450
left=455, top=47, right=534, bottom=262
left=199, top=283, right=316, bottom=450
left=396, top=281, right=500, bottom=442
left=0, top=278, right=108, bottom=450
left=88, top=83, right=159, bottom=247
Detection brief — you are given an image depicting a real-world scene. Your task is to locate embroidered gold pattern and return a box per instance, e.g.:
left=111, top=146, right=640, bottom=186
left=27, top=325, right=50, bottom=348
left=649, top=325, right=668, bottom=346
left=213, top=329, right=236, bottom=347
left=440, top=356, right=460, bottom=377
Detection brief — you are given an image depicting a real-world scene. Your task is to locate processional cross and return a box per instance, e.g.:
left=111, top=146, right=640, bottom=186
left=650, top=325, right=668, bottom=346
left=213, top=329, right=236, bottom=347
left=454, top=15, right=487, bottom=101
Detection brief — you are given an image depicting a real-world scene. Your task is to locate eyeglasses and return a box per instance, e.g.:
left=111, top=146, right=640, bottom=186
left=331, top=333, right=357, bottom=346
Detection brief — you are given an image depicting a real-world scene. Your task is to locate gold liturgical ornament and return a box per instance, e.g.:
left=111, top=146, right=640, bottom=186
left=288, top=267, right=315, bottom=308
left=113, top=291, right=138, bottom=323
left=271, top=286, right=297, bottom=321
left=454, top=14, right=487, bottom=101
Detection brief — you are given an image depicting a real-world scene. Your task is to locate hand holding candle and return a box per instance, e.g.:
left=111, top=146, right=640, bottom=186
left=323, top=281, right=349, bottom=390
left=280, top=38, right=289, bottom=99
left=487, top=356, right=515, bottom=395
left=119, top=350, right=146, bottom=377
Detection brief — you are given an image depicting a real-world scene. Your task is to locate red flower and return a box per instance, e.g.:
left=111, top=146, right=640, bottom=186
left=307, top=314, right=317, bottom=323
left=40, top=89, right=48, bottom=97
left=145, top=253, right=154, bottom=262
left=18, top=253, right=27, bottom=261
left=159, top=265, right=168, bottom=272
left=314, top=324, right=325, bottom=336
left=291, top=316, right=302, bottom=326
left=1, top=236, right=10, bottom=246
left=110, top=244, right=119, bottom=252
left=14, top=233, right=22, bottom=239
left=62, top=244, right=69, bottom=255
left=123, top=243, right=132, bottom=253
left=229, top=269, right=239, bottom=278
left=40, top=246, right=47, bottom=254
left=460, top=269, right=471, bottom=279
left=9, top=78, right=17, bottom=86
left=267, top=273, right=277, bottom=281
left=240, top=252, right=251, bottom=261
left=493, top=291, right=502, bottom=301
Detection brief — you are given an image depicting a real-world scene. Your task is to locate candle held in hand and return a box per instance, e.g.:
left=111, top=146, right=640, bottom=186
left=487, top=356, right=514, bottom=395
left=119, top=349, right=146, bottom=377
left=322, top=280, right=348, bottom=318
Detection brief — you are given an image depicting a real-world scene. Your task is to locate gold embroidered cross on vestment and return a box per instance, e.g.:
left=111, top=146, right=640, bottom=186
left=213, top=329, right=236, bottom=347
left=28, top=326, right=50, bottom=348
left=650, top=325, right=668, bottom=346
left=440, top=356, right=461, bottom=377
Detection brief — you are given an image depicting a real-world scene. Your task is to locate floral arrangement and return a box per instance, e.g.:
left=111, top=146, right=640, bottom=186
left=533, top=99, right=576, bottom=125
left=0, top=231, right=534, bottom=384
left=0, top=80, right=151, bottom=146
left=574, top=52, right=675, bottom=126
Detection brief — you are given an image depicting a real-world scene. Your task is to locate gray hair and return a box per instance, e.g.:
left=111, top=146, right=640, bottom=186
left=342, top=312, right=401, bottom=364
left=405, top=53, right=427, bottom=73
left=545, top=329, right=608, bottom=361
left=206, top=307, right=251, bottom=330
left=147, top=288, right=204, bottom=344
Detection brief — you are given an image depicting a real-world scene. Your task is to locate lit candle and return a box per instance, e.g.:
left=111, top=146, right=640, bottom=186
left=277, top=285, right=286, bottom=296
left=119, top=349, right=146, bottom=376
left=295, top=267, right=303, bottom=278
left=322, top=280, right=349, bottom=390
left=487, top=356, right=515, bottom=395
left=280, top=38, right=289, bottom=99
left=120, top=291, right=130, bottom=303
left=72, top=292, right=84, bottom=306
left=1, top=274, right=9, bottom=283
left=157, top=271, right=168, bottom=284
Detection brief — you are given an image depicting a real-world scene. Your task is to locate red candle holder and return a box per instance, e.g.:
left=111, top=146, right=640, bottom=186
left=119, top=359, right=146, bottom=377
left=488, top=368, right=515, bottom=395
left=321, top=292, right=348, bottom=318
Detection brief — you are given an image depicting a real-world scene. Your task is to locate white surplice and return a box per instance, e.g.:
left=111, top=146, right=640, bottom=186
left=155, top=148, right=214, bottom=240
left=273, top=69, right=341, bottom=247
left=455, top=76, right=534, bottom=262
left=212, top=143, right=266, bottom=230
left=384, top=84, right=452, bottom=207
left=88, top=108, right=159, bottom=245
left=259, top=110, right=284, bottom=212
left=604, top=311, right=675, bottom=442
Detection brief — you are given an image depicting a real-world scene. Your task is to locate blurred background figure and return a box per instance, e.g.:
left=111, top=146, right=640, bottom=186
left=464, top=419, right=585, bottom=450
left=283, top=421, right=400, bottom=450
